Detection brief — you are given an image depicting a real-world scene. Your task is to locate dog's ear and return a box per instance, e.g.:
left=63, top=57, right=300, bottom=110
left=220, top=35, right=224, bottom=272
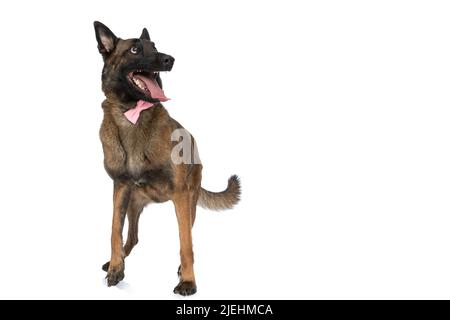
left=140, top=28, right=151, bottom=41
left=94, top=21, right=118, bottom=56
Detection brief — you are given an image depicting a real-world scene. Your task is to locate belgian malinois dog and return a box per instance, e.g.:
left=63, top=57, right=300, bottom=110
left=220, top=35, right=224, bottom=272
left=93, top=21, right=240, bottom=295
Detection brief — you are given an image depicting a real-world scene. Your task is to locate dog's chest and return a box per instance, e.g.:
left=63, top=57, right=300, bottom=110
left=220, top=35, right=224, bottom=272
left=101, top=104, right=174, bottom=183
left=120, top=128, right=158, bottom=178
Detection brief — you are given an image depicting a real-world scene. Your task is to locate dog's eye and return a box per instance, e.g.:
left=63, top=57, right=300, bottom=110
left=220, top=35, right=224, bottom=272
left=130, top=46, right=139, bottom=54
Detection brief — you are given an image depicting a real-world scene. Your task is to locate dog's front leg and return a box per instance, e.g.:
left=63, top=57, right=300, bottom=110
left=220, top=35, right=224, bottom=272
left=173, top=191, right=197, bottom=295
left=106, top=181, right=131, bottom=286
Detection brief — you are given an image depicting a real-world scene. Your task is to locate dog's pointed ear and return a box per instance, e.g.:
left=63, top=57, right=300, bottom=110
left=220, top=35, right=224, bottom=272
left=140, top=28, right=151, bottom=41
left=94, top=21, right=118, bottom=56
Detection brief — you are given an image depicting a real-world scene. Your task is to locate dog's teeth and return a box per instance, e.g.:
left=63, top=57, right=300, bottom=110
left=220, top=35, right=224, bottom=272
left=131, top=76, right=148, bottom=92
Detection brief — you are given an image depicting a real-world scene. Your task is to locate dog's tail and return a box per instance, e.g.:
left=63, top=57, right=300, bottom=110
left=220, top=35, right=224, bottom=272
left=198, top=175, right=241, bottom=211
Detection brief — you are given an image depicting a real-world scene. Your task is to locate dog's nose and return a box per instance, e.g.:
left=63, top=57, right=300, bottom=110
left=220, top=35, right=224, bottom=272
left=159, top=53, right=175, bottom=70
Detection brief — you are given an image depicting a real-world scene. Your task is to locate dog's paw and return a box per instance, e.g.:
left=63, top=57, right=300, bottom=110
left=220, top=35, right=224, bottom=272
left=106, top=266, right=125, bottom=287
left=173, top=281, right=197, bottom=296
left=102, top=261, right=110, bottom=272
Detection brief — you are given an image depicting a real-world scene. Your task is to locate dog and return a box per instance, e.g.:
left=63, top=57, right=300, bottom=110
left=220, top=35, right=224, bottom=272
left=93, top=21, right=240, bottom=295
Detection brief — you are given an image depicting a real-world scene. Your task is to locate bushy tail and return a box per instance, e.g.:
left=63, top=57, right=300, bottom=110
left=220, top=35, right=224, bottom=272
left=198, top=175, right=241, bottom=211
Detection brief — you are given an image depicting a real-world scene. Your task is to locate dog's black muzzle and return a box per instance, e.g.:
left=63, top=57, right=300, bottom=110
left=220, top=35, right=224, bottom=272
left=158, top=53, right=175, bottom=71
left=124, top=52, right=175, bottom=74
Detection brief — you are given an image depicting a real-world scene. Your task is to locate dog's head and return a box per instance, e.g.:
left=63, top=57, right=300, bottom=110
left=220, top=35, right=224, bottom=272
left=94, top=21, right=174, bottom=104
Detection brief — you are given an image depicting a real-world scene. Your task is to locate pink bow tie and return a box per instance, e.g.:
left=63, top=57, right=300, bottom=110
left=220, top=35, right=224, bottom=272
left=124, top=100, right=154, bottom=124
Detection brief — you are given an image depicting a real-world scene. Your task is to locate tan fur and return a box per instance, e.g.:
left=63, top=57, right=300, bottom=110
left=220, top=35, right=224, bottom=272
left=95, top=25, right=241, bottom=294
left=198, top=175, right=241, bottom=211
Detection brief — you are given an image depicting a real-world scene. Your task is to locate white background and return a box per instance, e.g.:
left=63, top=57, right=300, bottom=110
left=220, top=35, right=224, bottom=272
left=0, top=0, right=449, bottom=299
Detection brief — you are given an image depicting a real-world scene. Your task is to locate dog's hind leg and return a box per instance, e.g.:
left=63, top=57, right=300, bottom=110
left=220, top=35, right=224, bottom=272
left=103, top=190, right=146, bottom=272
left=177, top=192, right=198, bottom=277
left=173, top=191, right=197, bottom=296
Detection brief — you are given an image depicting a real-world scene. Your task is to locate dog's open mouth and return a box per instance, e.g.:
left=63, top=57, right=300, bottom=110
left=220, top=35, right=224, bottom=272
left=127, top=70, right=169, bottom=102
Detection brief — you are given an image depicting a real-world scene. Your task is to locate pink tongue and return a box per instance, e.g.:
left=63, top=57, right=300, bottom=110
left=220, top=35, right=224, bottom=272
left=136, top=75, right=169, bottom=102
